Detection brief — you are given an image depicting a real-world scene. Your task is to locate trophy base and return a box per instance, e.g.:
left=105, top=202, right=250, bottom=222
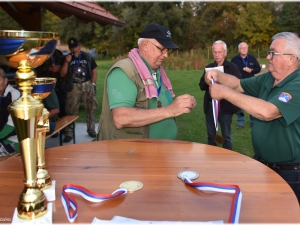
left=12, top=203, right=53, bottom=224
left=43, top=180, right=56, bottom=201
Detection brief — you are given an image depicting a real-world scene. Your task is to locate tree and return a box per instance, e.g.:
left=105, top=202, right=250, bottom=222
left=234, top=2, right=277, bottom=49
left=274, top=2, right=300, bottom=34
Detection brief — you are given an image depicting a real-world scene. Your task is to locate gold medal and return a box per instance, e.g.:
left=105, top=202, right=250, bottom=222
left=157, top=100, right=162, bottom=108
left=119, top=180, right=143, bottom=192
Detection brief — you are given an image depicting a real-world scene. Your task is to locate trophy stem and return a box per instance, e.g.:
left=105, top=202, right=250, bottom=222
left=8, top=60, right=48, bottom=220
left=36, top=108, right=52, bottom=189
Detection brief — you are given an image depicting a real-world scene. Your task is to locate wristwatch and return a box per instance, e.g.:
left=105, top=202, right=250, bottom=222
left=92, top=83, right=96, bottom=86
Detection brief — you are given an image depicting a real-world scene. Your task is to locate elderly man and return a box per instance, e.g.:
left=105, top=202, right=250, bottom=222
left=204, top=32, right=300, bottom=203
left=231, top=42, right=261, bottom=129
left=60, top=37, right=98, bottom=142
left=199, top=40, right=241, bottom=150
left=97, top=23, right=196, bottom=140
left=0, top=68, right=20, bottom=156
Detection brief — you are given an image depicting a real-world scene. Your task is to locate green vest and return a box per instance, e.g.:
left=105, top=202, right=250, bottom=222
left=97, top=58, right=149, bottom=140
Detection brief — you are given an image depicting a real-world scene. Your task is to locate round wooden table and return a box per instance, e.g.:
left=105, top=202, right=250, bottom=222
left=0, top=139, right=299, bottom=223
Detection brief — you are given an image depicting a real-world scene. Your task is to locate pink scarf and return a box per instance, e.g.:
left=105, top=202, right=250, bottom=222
left=128, top=48, right=175, bottom=99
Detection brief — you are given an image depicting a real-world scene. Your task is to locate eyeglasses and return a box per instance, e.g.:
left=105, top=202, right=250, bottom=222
left=267, top=51, right=294, bottom=60
left=212, top=51, right=225, bottom=55
left=148, top=41, right=169, bottom=54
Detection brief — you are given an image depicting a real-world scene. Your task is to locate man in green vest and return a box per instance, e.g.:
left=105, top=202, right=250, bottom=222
left=97, top=23, right=196, bottom=140
left=204, top=32, right=300, bottom=203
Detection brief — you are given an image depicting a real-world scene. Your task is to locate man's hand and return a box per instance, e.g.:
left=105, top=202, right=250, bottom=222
left=243, top=67, right=252, bottom=73
left=204, top=69, right=220, bottom=85
left=65, top=55, right=72, bottom=64
left=209, top=83, right=228, bottom=100
left=166, top=94, right=197, bottom=117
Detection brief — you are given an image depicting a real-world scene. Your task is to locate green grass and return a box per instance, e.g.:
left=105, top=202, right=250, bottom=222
left=78, top=59, right=257, bottom=158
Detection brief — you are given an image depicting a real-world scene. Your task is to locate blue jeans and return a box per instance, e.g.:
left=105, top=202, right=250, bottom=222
left=237, top=110, right=253, bottom=126
left=205, top=102, right=233, bottom=150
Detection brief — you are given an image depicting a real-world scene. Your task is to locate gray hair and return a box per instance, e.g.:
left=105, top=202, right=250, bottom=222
left=238, top=42, right=248, bottom=49
left=138, top=38, right=145, bottom=46
left=0, top=68, right=6, bottom=78
left=272, top=32, right=300, bottom=60
left=212, top=40, right=227, bottom=51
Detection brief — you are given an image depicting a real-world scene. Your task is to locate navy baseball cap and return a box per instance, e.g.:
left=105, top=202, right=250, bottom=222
left=68, top=37, right=79, bottom=49
left=140, top=23, right=179, bottom=49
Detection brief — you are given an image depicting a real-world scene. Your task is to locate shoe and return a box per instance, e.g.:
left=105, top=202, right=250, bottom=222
left=237, top=126, right=244, bottom=130
left=63, top=135, right=73, bottom=143
left=88, top=131, right=96, bottom=138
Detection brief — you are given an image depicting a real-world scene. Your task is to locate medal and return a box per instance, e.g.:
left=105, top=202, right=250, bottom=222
left=119, top=180, right=143, bottom=192
left=177, top=171, right=199, bottom=180
left=157, top=100, right=162, bottom=108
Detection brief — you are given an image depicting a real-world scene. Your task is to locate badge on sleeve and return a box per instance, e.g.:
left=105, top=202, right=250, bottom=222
left=278, top=92, right=292, bottom=103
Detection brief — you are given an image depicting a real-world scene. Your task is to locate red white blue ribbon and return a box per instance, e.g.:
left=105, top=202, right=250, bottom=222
left=61, top=184, right=127, bottom=222
left=211, top=78, right=220, bottom=131
left=182, top=177, right=242, bottom=224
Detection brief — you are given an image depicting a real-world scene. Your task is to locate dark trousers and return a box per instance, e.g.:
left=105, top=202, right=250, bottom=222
left=254, top=155, right=300, bottom=203
left=55, top=89, right=66, bottom=118
left=205, top=102, right=233, bottom=150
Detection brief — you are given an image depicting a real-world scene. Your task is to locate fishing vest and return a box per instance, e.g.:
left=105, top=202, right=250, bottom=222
left=97, top=58, right=149, bottom=140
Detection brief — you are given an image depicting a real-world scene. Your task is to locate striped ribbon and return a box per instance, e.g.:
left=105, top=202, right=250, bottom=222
left=211, top=78, right=220, bottom=131
left=183, top=177, right=242, bottom=224
left=61, top=184, right=127, bottom=222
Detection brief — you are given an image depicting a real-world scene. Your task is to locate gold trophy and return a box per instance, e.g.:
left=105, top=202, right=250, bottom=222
left=32, top=77, right=56, bottom=190
left=0, top=30, right=58, bottom=220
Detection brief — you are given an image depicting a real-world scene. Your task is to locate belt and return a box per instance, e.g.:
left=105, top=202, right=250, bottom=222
left=255, top=156, right=300, bottom=171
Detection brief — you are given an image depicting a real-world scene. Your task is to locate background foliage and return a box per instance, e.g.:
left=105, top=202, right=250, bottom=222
left=0, top=2, right=299, bottom=59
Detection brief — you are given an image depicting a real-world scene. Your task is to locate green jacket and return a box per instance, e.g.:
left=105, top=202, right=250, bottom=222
left=97, top=58, right=149, bottom=140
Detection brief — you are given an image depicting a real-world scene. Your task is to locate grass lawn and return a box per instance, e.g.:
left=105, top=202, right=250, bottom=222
left=78, top=59, right=261, bottom=158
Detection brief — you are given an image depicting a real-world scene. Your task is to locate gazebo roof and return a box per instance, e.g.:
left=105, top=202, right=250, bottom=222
left=0, top=1, right=124, bottom=31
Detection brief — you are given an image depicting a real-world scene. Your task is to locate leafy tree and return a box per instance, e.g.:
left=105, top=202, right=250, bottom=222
left=233, top=2, right=276, bottom=49
left=0, top=7, right=22, bottom=30
left=274, top=2, right=300, bottom=34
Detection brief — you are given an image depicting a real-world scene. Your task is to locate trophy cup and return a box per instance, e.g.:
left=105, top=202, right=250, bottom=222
left=0, top=30, right=58, bottom=221
left=32, top=77, right=56, bottom=195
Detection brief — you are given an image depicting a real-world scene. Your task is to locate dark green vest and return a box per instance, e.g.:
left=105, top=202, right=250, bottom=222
left=97, top=58, right=149, bottom=140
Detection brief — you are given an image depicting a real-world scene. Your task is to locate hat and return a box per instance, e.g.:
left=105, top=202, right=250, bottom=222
left=140, top=23, right=179, bottom=49
left=68, top=37, right=79, bottom=49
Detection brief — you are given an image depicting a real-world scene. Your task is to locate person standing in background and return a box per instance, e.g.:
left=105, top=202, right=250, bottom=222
left=231, top=42, right=261, bottom=129
left=60, top=37, right=98, bottom=142
left=199, top=40, right=241, bottom=150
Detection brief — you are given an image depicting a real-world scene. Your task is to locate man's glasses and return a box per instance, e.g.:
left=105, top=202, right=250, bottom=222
left=148, top=41, right=169, bottom=54
left=212, top=51, right=225, bottom=55
left=267, top=51, right=294, bottom=60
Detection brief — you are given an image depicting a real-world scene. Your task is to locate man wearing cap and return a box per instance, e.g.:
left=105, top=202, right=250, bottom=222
left=60, top=37, right=98, bottom=142
left=97, top=23, right=196, bottom=140
left=0, top=68, right=20, bottom=156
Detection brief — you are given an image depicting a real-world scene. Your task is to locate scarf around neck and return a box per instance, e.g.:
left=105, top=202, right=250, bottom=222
left=128, top=48, right=175, bottom=99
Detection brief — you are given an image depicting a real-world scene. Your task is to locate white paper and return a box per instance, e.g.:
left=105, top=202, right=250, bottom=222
left=91, top=216, right=223, bottom=224
left=205, top=66, right=224, bottom=73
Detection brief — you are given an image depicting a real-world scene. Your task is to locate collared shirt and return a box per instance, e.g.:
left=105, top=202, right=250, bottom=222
left=241, top=68, right=300, bottom=163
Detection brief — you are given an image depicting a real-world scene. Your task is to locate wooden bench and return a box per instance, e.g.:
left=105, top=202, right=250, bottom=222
left=46, top=115, right=79, bottom=146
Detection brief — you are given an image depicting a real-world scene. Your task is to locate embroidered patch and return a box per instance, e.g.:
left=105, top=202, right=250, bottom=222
left=278, top=92, right=292, bottom=103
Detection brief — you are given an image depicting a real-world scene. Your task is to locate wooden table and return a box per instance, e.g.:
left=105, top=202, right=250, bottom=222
left=0, top=139, right=299, bottom=223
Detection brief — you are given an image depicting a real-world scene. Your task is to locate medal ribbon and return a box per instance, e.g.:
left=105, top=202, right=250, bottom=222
left=182, top=177, right=242, bottom=224
left=211, top=78, right=220, bottom=131
left=61, top=184, right=127, bottom=222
